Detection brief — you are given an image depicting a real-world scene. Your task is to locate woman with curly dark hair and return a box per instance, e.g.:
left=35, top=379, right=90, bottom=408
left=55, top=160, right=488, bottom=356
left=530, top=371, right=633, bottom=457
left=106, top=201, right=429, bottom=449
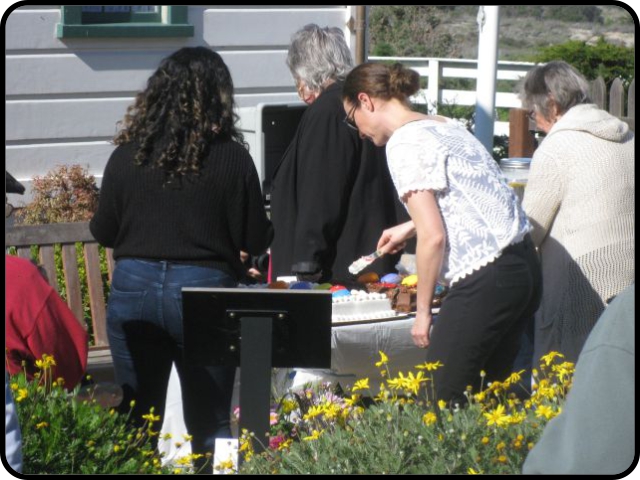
left=90, top=47, right=272, bottom=471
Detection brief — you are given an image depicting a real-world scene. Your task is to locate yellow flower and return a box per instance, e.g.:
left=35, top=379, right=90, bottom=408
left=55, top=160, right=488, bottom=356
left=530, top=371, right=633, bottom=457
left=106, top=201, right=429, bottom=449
left=403, top=371, right=428, bottom=395
left=375, top=351, right=389, bottom=367
left=503, top=370, right=526, bottom=387
left=474, top=391, right=487, bottom=403
left=508, top=411, right=527, bottom=425
left=498, top=455, right=507, bottom=464
left=15, top=389, right=28, bottom=402
left=35, top=354, right=56, bottom=370
left=303, top=405, right=324, bottom=420
left=36, top=422, right=48, bottom=429
left=483, top=404, right=510, bottom=427
left=437, top=400, right=447, bottom=411
left=468, top=468, right=483, bottom=474
left=481, top=436, right=490, bottom=445
left=540, top=351, right=564, bottom=367
left=182, top=434, right=193, bottom=442
left=10, top=383, right=18, bottom=391
left=386, top=374, right=405, bottom=390
left=281, top=399, right=297, bottom=414
left=535, top=405, right=555, bottom=420
left=374, top=385, right=391, bottom=402
left=161, top=433, right=173, bottom=440
left=215, top=458, right=235, bottom=472
left=422, top=412, right=437, bottom=426
left=352, top=378, right=370, bottom=392
left=344, top=394, right=361, bottom=407
left=322, top=402, right=341, bottom=420
left=496, top=442, right=506, bottom=451
left=278, top=439, right=293, bottom=451
left=416, top=360, right=444, bottom=371
left=114, top=445, right=121, bottom=453
left=142, top=412, right=161, bottom=422
left=303, top=429, right=323, bottom=441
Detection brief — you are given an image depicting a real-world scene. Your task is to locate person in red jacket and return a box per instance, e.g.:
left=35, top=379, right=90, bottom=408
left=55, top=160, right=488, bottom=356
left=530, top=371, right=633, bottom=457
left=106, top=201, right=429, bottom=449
left=5, top=255, right=89, bottom=389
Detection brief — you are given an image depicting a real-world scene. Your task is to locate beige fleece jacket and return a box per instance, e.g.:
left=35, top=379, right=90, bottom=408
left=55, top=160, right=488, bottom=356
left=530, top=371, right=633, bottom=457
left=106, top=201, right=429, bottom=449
left=522, top=103, right=634, bottom=363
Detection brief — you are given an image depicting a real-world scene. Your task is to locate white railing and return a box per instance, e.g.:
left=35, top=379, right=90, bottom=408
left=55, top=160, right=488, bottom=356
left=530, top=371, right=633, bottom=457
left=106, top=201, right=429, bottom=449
left=368, top=56, right=536, bottom=136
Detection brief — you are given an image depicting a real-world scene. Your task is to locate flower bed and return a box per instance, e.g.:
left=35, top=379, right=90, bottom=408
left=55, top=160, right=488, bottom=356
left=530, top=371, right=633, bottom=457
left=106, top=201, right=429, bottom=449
left=239, top=351, right=574, bottom=475
left=7, top=355, right=199, bottom=474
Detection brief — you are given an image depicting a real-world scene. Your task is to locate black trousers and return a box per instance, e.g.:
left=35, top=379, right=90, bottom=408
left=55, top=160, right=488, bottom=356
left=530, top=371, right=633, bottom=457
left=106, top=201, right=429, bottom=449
left=426, top=234, right=542, bottom=406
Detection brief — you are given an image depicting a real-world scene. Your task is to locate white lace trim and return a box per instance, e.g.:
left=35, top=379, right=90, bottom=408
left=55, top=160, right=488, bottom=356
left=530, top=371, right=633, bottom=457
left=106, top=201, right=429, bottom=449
left=449, top=232, right=529, bottom=285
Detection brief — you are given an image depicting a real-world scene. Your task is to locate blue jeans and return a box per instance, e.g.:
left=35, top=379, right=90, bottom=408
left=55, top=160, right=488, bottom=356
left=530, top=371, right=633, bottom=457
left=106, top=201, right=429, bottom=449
left=107, top=259, right=237, bottom=463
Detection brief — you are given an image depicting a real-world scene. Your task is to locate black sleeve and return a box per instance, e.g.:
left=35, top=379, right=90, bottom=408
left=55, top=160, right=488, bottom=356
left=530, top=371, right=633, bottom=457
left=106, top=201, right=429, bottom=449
left=290, top=104, right=360, bottom=274
left=241, top=154, right=273, bottom=255
left=89, top=151, right=121, bottom=248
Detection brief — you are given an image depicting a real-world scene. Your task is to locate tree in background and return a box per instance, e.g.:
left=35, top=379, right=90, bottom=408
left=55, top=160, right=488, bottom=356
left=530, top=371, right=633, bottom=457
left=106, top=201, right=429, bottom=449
left=532, top=37, right=634, bottom=87
left=368, top=6, right=458, bottom=57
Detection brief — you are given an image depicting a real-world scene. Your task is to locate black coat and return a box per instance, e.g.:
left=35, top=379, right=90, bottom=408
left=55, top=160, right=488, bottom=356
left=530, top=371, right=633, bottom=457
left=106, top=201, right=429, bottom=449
left=269, top=82, right=406, bottom=283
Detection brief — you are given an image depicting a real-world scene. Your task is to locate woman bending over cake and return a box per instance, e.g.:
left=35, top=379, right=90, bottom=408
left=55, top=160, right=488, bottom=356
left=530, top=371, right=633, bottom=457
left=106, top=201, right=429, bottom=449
left=342, top=62, right=542, bottom=406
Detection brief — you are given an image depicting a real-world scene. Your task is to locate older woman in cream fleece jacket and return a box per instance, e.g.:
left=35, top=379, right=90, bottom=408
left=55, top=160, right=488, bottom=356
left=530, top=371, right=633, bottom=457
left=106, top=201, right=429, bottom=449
left=520, top=61, right=634, bottom=364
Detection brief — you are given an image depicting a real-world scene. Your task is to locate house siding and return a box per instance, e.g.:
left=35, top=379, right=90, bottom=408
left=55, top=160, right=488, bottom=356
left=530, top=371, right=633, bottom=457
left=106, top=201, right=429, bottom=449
left=5, top=6, right=353, bottom=201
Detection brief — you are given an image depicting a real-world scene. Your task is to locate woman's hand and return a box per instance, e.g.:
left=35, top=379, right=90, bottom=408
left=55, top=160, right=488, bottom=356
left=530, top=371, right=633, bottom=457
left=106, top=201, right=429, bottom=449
left=411, top=310, right=432, bottom=348
left=377, top=221, right=416, bottom=255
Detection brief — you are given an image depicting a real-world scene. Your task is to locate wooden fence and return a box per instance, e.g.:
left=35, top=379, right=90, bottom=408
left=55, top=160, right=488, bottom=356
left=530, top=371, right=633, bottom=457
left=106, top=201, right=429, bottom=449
left=509, top=76, right=635, bottom=158
left=370, top=56, right=534, bottom=137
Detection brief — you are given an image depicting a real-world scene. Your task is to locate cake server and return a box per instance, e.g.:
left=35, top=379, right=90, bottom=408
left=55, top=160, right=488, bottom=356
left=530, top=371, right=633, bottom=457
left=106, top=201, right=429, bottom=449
left=348, top=250, right=384, bottom=275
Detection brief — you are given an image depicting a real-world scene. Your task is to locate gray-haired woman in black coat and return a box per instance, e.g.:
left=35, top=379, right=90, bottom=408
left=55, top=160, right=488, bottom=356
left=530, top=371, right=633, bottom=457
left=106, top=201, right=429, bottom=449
left=270, top=24, right=405, bottom=283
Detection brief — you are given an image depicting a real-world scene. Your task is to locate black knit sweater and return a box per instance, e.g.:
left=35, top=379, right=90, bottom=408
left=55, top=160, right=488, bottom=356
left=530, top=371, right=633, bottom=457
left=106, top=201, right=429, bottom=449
left=90, top=140, right=273, bottom=280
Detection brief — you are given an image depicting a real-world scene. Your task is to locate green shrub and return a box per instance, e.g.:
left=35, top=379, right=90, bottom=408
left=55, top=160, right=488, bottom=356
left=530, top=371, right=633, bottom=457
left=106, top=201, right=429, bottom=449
left=240, top=352, right=574, bottom=475
left=532, top=37, right=634, bottom=87
left=9, top=355, right=175, bottom=474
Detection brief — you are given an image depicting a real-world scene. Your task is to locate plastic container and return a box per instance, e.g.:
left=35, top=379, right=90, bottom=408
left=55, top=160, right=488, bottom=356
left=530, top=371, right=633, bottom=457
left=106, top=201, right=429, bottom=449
left=499, top=157, right=531, bottom=202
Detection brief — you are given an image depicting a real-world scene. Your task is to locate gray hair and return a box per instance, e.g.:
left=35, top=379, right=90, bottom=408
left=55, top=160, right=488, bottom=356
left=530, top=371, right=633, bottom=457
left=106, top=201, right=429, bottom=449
left=519, top=60, right=591, bottom=120
left=286, top=24, right=354, bottom=93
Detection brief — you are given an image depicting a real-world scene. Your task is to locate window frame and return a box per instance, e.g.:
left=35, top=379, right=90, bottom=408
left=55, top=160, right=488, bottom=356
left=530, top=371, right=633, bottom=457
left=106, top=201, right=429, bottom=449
left=56, top=6, right=194, bottom=38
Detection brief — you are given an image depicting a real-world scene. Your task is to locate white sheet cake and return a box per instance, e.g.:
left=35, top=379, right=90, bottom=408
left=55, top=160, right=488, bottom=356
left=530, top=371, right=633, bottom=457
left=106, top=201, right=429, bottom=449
left=332, top=290, right=397, bottom=323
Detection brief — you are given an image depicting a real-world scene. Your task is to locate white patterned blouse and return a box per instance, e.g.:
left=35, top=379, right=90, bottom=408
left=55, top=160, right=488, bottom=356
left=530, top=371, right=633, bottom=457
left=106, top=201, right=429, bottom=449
left=386, top=118, right=531, bottom=286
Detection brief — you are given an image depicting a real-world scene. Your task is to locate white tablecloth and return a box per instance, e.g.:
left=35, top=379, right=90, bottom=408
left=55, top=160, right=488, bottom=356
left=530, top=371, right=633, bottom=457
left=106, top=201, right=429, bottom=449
left=159, top=316, right=425, bottom=460
left=274, top=316, right=426, bottom=394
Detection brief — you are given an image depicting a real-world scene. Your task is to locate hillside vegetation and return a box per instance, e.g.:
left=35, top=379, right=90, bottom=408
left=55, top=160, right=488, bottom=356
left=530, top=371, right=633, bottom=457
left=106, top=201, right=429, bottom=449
left=368, top=5, right=635, bottom=61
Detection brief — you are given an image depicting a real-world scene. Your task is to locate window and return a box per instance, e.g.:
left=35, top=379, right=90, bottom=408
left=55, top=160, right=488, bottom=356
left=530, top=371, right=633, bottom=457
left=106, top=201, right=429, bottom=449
left=56, top=6, right=194, bottom=38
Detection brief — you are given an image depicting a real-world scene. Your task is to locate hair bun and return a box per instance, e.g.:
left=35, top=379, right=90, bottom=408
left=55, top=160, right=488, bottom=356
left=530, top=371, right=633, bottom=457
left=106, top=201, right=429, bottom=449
left=389, top=63, right=420, bottom=98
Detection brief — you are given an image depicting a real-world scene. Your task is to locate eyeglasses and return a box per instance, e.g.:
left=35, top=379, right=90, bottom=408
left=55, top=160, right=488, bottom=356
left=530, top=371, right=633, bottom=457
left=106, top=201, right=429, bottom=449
left=343, top=103, right=359, bottom=131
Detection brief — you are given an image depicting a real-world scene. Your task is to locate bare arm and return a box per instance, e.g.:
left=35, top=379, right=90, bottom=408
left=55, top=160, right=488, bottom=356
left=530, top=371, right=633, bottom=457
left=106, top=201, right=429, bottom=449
left=376, top=220, right=416, bottom=254
left=404, top=190, right=445, bottom=348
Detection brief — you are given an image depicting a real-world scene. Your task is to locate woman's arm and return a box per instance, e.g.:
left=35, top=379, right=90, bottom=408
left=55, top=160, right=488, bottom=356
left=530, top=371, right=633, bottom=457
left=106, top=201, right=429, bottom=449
left=522, top=150, right=563, bottom=248
left=404, top=189, right=445, bottom=348
left=89, top=155, right=121, bottom=248
left=376, top=220, right=416, bottom=255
